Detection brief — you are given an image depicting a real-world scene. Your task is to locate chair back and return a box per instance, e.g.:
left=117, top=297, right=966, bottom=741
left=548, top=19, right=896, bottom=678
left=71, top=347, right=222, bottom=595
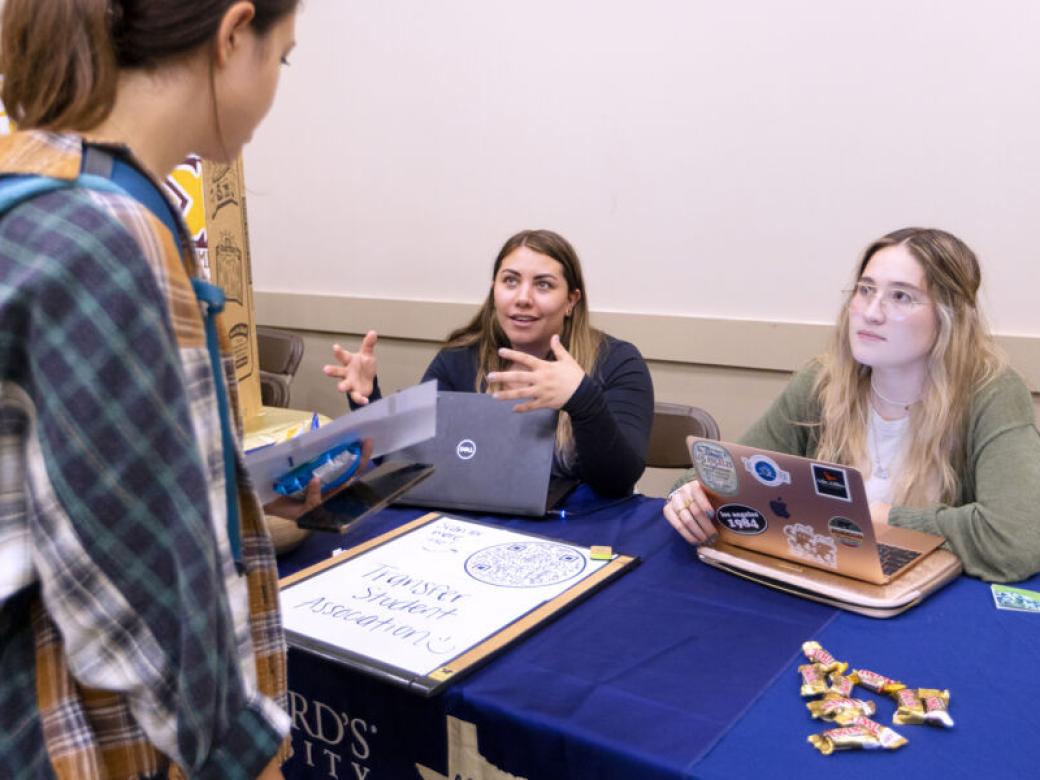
left=645, top=401, right=721, bottom=469
left=257, top=326, right=304, bottom=408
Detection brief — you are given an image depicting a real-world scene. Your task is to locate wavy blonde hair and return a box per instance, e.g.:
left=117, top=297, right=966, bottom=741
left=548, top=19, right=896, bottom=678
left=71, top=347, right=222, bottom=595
left=443, top=229, right=604, bottom=465
left=813, top=228, right=1005, bottom=506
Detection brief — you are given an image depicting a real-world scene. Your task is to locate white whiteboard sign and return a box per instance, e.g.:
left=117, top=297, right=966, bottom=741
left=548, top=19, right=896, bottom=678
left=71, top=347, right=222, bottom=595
left=281, top=516, right=611, bottom=678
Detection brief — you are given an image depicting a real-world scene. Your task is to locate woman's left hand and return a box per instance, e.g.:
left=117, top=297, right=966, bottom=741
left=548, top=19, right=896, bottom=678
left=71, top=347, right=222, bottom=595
left=488, top=335, right=585, bottom=412
left=869, top=502, right=891, bottom=526
left=263, top=438, right=374, bottom=520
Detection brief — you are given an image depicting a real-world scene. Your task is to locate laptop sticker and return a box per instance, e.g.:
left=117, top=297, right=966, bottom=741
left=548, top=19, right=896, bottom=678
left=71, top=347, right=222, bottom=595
left=828, top=516, right=864, bottom=547
left=742, top=454, right=791, bottom=487
left=810, top=463, right=852, bottom=502
left=783, top=522, right=838, bottom=568
left=692, top=441, right=740, bottom=496
left=716, top=504, right=768, bottom=535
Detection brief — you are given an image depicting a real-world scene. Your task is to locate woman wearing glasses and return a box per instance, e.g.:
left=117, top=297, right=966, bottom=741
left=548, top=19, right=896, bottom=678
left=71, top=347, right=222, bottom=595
left=665, top=227, right=1040, bottom=582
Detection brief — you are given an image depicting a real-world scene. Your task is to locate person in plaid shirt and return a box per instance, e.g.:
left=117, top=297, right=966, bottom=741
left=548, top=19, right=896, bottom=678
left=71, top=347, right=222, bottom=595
left=0, top=2, right=317, bottom=777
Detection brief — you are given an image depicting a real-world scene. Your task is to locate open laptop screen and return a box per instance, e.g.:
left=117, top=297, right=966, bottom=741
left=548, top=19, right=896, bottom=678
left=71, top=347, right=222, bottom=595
left=392, top=392, right=564, bottom=516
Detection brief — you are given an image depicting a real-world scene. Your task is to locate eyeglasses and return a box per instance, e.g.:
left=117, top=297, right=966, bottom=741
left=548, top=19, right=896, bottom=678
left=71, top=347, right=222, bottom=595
left=845, top=282, right=929, bottom=321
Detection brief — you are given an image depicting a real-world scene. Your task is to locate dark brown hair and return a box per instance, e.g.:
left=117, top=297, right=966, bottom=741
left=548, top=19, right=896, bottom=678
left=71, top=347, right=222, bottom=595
left=0, top=0, right=299, bottom=131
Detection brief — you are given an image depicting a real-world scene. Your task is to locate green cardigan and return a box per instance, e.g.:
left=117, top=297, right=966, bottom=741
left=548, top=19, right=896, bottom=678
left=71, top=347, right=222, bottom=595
left=678, top=364, right=1040, bottom=582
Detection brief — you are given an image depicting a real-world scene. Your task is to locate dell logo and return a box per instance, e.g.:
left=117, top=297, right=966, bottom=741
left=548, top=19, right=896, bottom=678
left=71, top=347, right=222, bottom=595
left=456, top=439, right=477, bottom=460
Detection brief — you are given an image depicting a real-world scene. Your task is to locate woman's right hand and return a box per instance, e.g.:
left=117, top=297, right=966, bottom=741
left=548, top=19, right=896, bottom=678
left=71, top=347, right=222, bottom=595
left=323, top=330, right=378, bottom=405
left=663, top=479, right=718, bottom=545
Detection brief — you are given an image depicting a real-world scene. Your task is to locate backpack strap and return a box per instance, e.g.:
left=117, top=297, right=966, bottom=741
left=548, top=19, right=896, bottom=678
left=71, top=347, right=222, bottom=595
left=0, top=173, right=125, bottom=217
left=190, top=277, right=243, bottom=566
left=83, top=145, right=185, bottom=243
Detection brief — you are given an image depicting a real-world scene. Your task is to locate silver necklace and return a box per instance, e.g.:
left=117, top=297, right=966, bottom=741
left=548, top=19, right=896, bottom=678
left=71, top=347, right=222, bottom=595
left=868, top=411, right=890, bottom=480
left=870, top=379, right=920, bottom=411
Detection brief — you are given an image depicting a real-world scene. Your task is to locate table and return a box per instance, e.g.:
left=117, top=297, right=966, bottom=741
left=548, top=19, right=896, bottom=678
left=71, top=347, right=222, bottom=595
left=277, top=486, right=1040, bottom=779
left=243, top=406, right=322, bottom=452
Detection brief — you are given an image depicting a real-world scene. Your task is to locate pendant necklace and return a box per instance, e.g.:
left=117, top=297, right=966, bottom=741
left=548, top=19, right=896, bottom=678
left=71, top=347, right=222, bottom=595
left=868, top=412, right=890, bottom=480
left=868, top=380, right=917, bottom=481
left=870, top=379, right=919, bottom=412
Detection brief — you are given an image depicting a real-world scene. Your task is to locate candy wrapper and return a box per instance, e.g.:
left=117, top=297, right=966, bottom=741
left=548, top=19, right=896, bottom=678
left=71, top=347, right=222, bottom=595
left=806, top=695, right=877, bottom=724
left=798, top=663, right=830, bottom=697
left=891, top=686, right=955, bottom=727
left=852, top=668, right=905, bottom=695
left=802, top=641, right=848, bottom=675
left=918, top=688, right=954, bottom=728
left=808, top=717, right=907, bottom=755
left=892, top=687, right=925, bottom=725
left=827, top=671, right=856, bottom=697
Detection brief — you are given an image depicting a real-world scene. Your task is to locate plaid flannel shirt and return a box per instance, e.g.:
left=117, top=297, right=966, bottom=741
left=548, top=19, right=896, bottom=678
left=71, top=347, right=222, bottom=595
left=0, top=131, right=289, bottom=778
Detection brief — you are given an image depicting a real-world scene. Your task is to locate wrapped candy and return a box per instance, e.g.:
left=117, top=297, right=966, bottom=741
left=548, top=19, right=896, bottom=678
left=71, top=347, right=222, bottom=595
left=798, top=663, right=830, bottom=697
left=808, top=716, right=907, bottom=755
left=802, top=641, right=848, bottom=674
left=892, top=687, right=925, bottom=725
left=919, top=688, right=954, bottom=728
left=806, top=695, right=876, bottom=724
left=827, top=671, right=856, bottom=698
left=851, top=668, right=905, bottom=695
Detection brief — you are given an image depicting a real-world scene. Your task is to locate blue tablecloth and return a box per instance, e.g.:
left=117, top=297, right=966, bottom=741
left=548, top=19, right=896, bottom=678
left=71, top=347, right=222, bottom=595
left=278, top=486, right=1040, bottom=778
left=690, top=568, right=1040, bottom=778
left=278, top=487, right=838, bottom=779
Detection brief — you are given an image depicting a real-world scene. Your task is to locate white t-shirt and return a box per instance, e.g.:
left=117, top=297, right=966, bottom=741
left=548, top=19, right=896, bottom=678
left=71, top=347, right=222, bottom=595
left=864, top=409, right=910, bottom=505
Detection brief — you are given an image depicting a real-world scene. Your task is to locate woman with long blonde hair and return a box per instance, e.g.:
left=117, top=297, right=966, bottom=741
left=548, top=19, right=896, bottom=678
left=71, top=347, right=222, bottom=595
left=665, top=228, right=1040, bottom=582
left=326, top=229, right=655, bottom=496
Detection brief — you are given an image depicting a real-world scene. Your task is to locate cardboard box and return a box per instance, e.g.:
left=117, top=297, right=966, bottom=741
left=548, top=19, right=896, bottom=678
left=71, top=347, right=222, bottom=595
left=202, top=157, right=262, bottom=424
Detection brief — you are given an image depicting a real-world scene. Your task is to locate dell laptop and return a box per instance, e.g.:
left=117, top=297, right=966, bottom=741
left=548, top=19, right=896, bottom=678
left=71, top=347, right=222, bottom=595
left=688, top=437, right=961, bottom=617
left=390, top=392, right=577, bottom=516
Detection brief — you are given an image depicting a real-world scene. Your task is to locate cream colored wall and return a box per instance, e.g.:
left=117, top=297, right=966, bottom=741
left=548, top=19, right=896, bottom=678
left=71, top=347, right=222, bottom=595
left=245, top=2, right=1040, bottom=337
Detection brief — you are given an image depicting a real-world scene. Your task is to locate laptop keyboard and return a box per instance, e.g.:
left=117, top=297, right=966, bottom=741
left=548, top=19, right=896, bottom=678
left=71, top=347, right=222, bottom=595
left=877, top=543, right=921, bottom=576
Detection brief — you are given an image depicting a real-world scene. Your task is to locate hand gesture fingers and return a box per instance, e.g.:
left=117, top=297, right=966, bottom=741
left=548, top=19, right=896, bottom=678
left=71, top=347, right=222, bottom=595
left=323, top=331, right=379, bottom=404
left=488, top=336, right=585, bottom=413
left=496, top=347, right=538, bottom=369
left=549, top=334, right=579, bottom=365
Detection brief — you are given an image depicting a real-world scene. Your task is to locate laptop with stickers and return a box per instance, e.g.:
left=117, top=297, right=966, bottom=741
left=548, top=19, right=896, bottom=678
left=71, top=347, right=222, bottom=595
left=390, top=392, right=577, bottom=517
left=688, top=437, right=962, bottom=617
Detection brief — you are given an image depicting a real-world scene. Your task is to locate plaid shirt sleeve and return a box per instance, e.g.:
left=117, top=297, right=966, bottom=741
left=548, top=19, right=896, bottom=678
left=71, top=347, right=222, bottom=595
left=0, top=186, right=285, bottom=777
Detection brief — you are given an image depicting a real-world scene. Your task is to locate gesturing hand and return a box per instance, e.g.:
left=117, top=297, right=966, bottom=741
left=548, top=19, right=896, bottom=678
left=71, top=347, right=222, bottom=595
left=323, top=330, right=378, bottom=405
left=487, top=335, right=586, bottom=412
